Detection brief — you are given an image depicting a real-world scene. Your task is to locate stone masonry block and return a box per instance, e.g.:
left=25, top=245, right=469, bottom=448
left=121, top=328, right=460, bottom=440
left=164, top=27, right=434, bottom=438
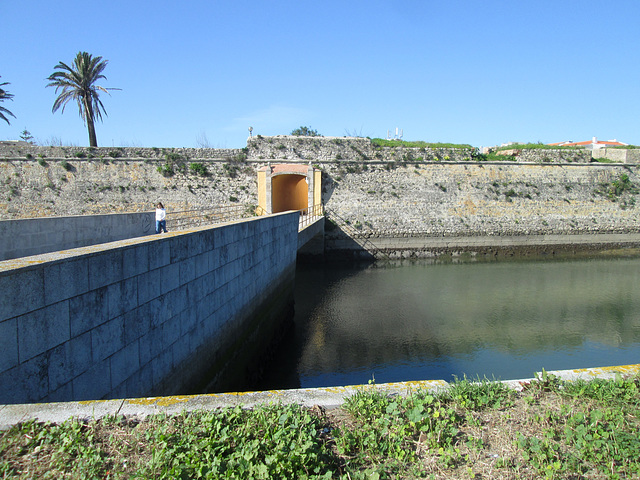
left=122, top=244, right=150, bottom=279
left=123, top=305, right=151, bottom=346
left=162, top=316, right=181, bottom=350
left=171, top=334, right=191, bottom=368
left=136, top=270, right=161, bottom=306
left=0, top=268, right=45, bottom=321
left=127, top=362, right=153, bottom=399
left=137, top=331, right=154, bottom=367
left=0, top=319, right=18, bottom=373
left=226, top=241, right=240, bottom=262
left=88, top=249, right=124, bottom=290
left=160, top=263, right=180, bottom=295
left=18, top=301, right=70, bottom=363
left=44, top=382, right=74, bottom=404
left=109, top=341, right=140, bottom=389
left=69, top=287, right=109, bottom=337
left=207, top=249, right=221, bottom=272
left=187, top=232, right=206, bottom=258
left=169, top=235, right=190, bottom=264
left=200, top=228, right=216, bottom=251
left=148, top=238, right=170, bottom=271
left=91, top=316, right=125, bottom=363
left=47, top=331, right=92, bottom=392
left=179, top=257, right=197, bottom=285
left=151, top=348, right=173, bottom=388
left=166, top=286, right=188, bottom=317
left=187, top=277, right=205, bottom=305
left=214, top=244, right=229, bottom=266
left=179, top=307, right=197, bottom=337
left=0, top=355, right=49, bottom=404
left=194, top=252, right=209, bottom=278
left=146, top=298, right=164, bottom=328
left=72, top=360, right=111, bottom=401
left=43, top=258, right=89, bottom=305
left=107, top=277, right=138, bottom=319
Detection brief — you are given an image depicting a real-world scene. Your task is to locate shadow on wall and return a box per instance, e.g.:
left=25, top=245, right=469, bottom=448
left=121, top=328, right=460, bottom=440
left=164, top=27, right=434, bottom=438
left=320, top=171, right=337, bottom=205
left=324, top=220, right=376, bottom=261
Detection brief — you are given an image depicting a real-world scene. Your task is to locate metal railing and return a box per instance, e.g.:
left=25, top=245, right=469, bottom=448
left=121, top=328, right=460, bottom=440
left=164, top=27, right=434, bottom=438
left=165, top=203, right=325, bottom=232
left=166, top=204, right=253, bottom=231
left=324, top=207, right=389, bottom=260
left=298, top=203, right=324, bottom=230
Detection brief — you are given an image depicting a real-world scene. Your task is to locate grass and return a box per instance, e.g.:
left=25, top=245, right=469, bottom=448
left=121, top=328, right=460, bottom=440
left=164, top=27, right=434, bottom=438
left=1, top=373, right=639, bottom=479
left=371, top=138, right=474, bottom=150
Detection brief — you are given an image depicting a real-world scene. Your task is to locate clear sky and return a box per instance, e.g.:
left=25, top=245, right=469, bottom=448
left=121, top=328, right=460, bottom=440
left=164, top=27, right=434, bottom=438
left=2, top=1, right=639, bottom=149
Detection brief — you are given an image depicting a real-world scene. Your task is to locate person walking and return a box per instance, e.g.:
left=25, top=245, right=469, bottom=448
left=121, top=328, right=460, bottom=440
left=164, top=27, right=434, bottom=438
left=155, top=202, right=167, bottom=233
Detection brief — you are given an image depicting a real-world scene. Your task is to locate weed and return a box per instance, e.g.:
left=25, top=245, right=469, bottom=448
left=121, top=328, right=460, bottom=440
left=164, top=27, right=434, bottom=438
left=157, top=163, right=174, bottom=177
left=189, top=162, right=208, bottom=176
left=60, top=160, right=73, bottom=172
left=445, top=376, right=515, bottom=410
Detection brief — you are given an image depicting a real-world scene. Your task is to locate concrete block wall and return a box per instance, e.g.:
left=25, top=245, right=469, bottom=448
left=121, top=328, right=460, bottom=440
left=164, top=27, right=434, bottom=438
left=0, top=211, right=299, bottom=405
left=0, top=212, right=155, bottom=261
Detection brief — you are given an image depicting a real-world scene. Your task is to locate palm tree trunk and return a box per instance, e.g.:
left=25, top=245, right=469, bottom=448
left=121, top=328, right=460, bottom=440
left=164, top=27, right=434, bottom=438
left=87, top=117, right=98, bottom=147
left=84, top=97, right=98, bottom=147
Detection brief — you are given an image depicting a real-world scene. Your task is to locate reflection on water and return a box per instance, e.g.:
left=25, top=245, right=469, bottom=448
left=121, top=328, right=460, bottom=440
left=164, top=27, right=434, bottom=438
left=257, top=256, right=640, bottom=390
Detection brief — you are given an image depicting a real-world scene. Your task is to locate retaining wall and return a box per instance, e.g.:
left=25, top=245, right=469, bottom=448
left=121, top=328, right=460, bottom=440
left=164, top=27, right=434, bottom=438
left=0, top=212, right=154, bottom=261
left=0, top=212, right=299, bottom=404
left=321, top=163, right=640, bottom=257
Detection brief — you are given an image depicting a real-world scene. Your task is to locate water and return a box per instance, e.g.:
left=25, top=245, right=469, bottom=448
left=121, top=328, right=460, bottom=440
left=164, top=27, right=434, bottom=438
left=257, top=254, right=640, bottom=390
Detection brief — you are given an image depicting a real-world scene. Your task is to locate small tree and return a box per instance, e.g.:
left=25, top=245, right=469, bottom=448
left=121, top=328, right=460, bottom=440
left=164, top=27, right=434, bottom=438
left=19, top=128, right=34, bottom=143
left=291, top=126, right=321, bottom=137
left=0, top=76, right=16, bottom=125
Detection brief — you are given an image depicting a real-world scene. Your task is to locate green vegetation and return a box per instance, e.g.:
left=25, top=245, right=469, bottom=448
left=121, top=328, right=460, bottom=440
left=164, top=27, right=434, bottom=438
left=473, top=152, right=519, bottom=162
left=371, top=138, right=474, bottom=149
left=46, top=51, right=120, bottom=147
left=157, top=162, right=175, bottom=177
left=59, top=160, right=73, bottom=172
left=291, top=126, right=321, bottom=137
left=1, top=374, right=638, bottom=479
left=595, top=173, right=639, bottom=209
left=0, top=76, right=16, bottom=125
left=189, top=162, right=208, bottom=177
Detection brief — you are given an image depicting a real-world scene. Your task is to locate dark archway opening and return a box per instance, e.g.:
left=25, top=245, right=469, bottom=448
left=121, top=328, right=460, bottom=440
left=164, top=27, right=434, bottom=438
left=272, top=174, right=308, bottom=213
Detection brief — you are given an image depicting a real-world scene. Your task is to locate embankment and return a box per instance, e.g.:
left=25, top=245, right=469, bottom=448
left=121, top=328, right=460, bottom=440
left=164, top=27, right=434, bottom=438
left=1, top=140, right=639, bottom=258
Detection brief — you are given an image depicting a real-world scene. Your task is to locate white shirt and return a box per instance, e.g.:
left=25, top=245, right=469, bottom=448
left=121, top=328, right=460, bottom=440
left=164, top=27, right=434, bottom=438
left=156, top=208, right=166, bottom=221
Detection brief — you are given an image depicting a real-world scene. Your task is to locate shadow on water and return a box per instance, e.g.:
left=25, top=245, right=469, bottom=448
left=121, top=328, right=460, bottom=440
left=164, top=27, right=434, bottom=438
left=253, top=250, right=640, bottom=391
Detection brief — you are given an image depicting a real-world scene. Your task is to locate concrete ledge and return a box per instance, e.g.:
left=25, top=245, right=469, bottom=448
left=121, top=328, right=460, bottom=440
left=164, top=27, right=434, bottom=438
left=1, top=363, right=638, bottom=429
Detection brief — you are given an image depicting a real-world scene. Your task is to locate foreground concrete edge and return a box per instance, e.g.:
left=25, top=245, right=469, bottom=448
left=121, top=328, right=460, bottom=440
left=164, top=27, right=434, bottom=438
left=1, top=363, right=639, bottom=429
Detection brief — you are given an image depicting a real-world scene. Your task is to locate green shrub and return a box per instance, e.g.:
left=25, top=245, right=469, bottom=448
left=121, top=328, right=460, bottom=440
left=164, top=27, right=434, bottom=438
left=189, top=162, right=208, bottom=176
left=157, top=163, right=174, bottom=177
left=60, top=160, right=73, bottom=171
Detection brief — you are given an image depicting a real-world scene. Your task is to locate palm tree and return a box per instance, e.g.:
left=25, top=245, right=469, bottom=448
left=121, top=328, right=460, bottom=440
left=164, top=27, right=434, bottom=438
left=0, top=76, right=16, bottom=125
left=46, top=52, right=119, bottom=147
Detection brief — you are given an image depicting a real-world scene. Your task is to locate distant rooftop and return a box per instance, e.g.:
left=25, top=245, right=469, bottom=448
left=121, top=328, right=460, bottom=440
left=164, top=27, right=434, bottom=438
left=548, top=137, right=628, bottom=149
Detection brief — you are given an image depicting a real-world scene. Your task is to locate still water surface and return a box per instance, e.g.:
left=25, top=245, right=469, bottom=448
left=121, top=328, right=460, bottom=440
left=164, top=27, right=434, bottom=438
left=257, top=255, right=640, bottom=390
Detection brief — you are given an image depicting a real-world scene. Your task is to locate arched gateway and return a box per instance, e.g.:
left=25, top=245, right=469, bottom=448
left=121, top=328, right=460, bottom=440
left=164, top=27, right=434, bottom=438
left=257, top=164, right=322, bottom=214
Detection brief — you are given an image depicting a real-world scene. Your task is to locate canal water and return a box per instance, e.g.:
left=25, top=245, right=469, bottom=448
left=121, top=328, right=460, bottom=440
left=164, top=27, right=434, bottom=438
left=257, top=253, right=640, bottom=390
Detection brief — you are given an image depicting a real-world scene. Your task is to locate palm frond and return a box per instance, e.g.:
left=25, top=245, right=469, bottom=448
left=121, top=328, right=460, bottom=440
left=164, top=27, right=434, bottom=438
left=0, top=76, right=16, bottom=124
left=46, top=52, right=119, bottom=145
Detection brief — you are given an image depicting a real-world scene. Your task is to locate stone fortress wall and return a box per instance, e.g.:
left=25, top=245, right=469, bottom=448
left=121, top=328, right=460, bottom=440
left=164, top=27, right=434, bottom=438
left=0, top=212, right=299, bottom=404
left=1, top=137, right=639, bottom=254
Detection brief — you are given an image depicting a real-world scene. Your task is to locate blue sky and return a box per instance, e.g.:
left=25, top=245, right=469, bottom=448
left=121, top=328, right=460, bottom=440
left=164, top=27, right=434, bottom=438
left=2, top=1, right=639, bottom=149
